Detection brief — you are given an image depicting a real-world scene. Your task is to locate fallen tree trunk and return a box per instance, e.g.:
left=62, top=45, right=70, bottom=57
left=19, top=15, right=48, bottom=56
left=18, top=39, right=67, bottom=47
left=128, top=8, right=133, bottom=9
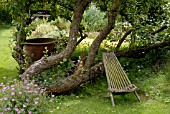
left=46, top=40, right=170, bottom=94
left=46, top=62, right=104, bottom=94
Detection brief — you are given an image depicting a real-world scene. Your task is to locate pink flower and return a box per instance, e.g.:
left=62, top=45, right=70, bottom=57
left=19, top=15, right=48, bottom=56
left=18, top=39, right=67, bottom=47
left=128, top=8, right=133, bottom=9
left=12, top=99, right=15, bottom=101
left=3, top=97, right=8, bottom=101
left=11, top=92, right=15, bottom=95
left=26, top=99, right=29, bottom=102
left=27, top=90, right=33, bottom=93
left=34, top=84, right=38, bottom=87
left=34, top=101, right=38, bottom=104
left=28, top=111, right=32, bottom=114
left=24, top=80, right=28, bottom=84
left=11, top=88, right=15, bottom=90
left=13, top=84, right=17, bottom=87
left=2, top=87, right=7, bottom=92
left=34, top=91, right=38, bottom=94
left=23, top=104, right=27, bottom=108
left=22, top=86, right=25, bottom=89
left=18, top=92, right=22, bottom=94
left=40, top=88, right=45, bottom=93
left=4, top=108, right=7, bottom=111
left=49, top=99, right=53, bottom=102
left=15, top=108, right=19, bottom=112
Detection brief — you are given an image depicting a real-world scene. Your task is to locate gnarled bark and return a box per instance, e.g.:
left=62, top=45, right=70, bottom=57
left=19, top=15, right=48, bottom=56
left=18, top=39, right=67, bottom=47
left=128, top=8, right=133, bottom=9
left=46, top=62, right=104, bottom=94
left=19, top=0, right=92, bottom=80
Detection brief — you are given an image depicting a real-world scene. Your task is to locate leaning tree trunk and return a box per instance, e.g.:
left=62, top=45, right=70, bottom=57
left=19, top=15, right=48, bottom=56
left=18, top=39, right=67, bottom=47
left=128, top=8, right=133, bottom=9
left=47, top=0, right=122, bottom=94
left=84, top=0, right=121, bottom=69
left=19, top=0, right=92, bottom=80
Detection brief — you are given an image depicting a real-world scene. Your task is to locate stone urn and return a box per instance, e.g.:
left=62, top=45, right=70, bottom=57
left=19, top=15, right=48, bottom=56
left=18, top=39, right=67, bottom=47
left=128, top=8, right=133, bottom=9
left=23, top=38, right=57, bottom=62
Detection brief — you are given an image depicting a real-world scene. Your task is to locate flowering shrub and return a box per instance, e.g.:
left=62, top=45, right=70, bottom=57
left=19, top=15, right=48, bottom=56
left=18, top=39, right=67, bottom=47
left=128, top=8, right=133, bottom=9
left=0, top=79, right=55, bottom=113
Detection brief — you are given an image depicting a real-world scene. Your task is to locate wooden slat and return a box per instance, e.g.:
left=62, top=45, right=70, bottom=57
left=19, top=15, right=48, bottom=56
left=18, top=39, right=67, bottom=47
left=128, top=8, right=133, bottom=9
left=102, top=52, right=137, bottom=93
left=103, top=52, right=141, bottom=106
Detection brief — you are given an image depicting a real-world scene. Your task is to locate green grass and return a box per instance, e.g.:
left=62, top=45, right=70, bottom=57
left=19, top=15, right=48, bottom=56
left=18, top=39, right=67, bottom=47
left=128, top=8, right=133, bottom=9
left=0, top=25, right=18, bottom=81
left=49, top=68, right=170, bottom=114
left=0, top=25, right=170, bottom=114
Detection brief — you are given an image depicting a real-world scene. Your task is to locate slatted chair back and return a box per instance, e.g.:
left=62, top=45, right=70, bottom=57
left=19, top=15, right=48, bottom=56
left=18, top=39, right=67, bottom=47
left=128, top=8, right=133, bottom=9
left=102, top=52, right=140, bottom=106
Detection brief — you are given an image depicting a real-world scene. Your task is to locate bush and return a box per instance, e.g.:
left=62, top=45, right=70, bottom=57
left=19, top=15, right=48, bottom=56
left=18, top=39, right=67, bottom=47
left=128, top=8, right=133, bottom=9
left=81, top=4, right=107, bottom=32
left=0, top=78, right=55, bottom=113
left=34, top=58, right=76, bottom=86
left=50, top=17, right=70, bottom=31
left=0, top=3, right=12, bottom=24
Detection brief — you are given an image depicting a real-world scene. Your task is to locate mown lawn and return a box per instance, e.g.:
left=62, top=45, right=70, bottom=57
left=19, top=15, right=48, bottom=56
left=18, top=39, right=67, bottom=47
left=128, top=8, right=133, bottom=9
left=49, top=68, right=170, bottom=114
left=0, top=25, right=170, bottom=114
left=0, top=25, right=18, bottom=82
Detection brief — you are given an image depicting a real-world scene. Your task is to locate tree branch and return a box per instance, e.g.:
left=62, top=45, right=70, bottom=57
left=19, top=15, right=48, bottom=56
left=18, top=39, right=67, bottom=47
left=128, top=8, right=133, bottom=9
left=151, top=25, right=168, bottom=35
left=84, top=0, right=121, bottom=69
left=115, top=29, right=132, bottom=52
left=116, top=40, right=170, bottom=58
left=19, top=0, right=92, bottom=80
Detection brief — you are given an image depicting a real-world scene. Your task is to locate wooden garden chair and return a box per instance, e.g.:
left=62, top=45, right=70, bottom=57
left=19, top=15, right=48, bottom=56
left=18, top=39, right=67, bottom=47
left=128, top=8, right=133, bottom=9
left=102, top=52, right=141, bottom=107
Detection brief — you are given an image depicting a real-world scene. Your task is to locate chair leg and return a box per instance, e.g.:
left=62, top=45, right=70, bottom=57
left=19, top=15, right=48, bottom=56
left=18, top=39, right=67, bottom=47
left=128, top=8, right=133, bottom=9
left=110, top=92, right=115, bottom=107
left=134, top=91, right=141, bottom=102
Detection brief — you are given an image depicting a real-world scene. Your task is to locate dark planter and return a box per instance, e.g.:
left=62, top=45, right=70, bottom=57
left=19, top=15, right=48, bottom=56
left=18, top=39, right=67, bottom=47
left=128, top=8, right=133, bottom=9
left=23, top=38, right=57, bottom=62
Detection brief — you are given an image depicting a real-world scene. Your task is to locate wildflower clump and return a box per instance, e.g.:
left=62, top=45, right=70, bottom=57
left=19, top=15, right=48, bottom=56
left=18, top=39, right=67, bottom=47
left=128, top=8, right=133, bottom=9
left=0, top=79, right=54, bottom=113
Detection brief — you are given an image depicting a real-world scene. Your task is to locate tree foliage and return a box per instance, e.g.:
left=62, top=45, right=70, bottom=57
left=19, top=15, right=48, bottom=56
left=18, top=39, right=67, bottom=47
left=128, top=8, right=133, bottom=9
left=0, top=1, right=12, bottom=24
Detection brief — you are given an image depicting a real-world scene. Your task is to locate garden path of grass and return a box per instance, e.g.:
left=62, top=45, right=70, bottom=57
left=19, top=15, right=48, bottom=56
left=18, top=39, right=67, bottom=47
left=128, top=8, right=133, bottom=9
left=0, top=25, right=18, bottom=81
